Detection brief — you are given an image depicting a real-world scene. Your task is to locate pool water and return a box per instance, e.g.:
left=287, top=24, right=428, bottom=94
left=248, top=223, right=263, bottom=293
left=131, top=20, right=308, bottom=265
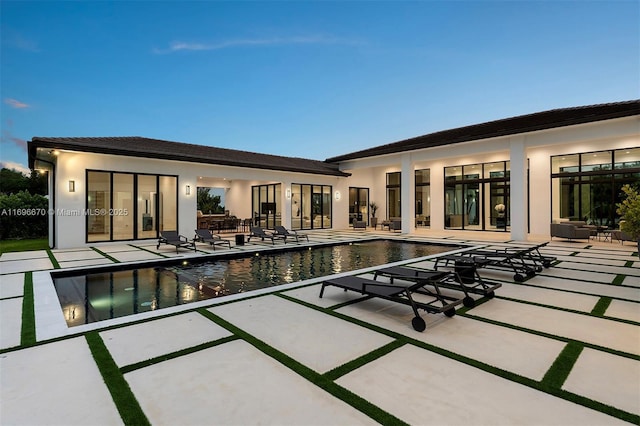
left=53, top=240, right=457, bottom=326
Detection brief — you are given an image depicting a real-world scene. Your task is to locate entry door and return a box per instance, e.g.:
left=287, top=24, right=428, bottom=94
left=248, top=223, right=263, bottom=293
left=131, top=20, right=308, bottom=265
left=348, top=187, right=369, bottom=225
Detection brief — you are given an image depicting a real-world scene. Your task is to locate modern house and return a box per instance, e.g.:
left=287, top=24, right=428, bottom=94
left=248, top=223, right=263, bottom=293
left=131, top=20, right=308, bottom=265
left=29, top=100, right=640, bottom=249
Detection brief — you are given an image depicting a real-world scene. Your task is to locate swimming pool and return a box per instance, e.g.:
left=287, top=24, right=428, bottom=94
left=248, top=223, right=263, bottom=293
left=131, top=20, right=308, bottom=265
left=53, top=240, right=458, bottom=326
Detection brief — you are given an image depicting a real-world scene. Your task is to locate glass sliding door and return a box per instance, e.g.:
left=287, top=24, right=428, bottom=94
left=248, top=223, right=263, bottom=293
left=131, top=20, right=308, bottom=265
left=113, top=173, right=134, bottom=240
left=159, top=176, right=177, bottom=232
left=87, top=171, right=111, bottom=242
left=291, top=183, right=332, bottom=230
left=137, top=175, right=157, bottom=239
left=348, top=187, right=369, bottom=226
left=86, top=170, right=177, bottom=242
left=251, top=183, right=281, bottom=229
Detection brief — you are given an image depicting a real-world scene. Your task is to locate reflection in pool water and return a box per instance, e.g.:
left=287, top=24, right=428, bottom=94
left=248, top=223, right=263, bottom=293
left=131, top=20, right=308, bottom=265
left=53, top=240, right=456, bottom=326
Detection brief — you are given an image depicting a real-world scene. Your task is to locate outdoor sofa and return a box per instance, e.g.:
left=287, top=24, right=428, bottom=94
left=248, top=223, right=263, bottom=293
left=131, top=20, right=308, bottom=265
left=550, top=222, right=593, bottom=241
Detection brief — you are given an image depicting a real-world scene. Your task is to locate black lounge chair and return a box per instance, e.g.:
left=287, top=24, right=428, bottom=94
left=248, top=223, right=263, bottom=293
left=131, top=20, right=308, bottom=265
left=247, top=227, right=286, bottom=245
left=503, top=242, right=557, bottom=270
left=157, top=231, right=196, bottom=253
left=434, top=247, right=535, bottom=282
left=319, top=274, right=463, bottom=332
left=372, top=265, right=479, bottom=307
left=194, top=229, right=231, bottom=250
left=274, top=226, right=309, bottom=243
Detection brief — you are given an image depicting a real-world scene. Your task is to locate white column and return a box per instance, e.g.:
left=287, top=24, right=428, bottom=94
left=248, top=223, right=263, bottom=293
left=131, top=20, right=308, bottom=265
left=509, top=136, right=528, bottom=241
left=401, top=154, right=414, bottom=233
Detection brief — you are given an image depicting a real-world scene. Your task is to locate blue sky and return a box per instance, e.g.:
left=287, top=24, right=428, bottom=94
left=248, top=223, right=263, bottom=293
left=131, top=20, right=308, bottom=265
left=2, top=1, right=639, bottom=174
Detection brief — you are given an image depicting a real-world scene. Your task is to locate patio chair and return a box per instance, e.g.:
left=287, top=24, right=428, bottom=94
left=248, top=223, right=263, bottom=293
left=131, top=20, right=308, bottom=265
left=319, top=274, right=463, bottom=332
left=194, top=229, right=231, bottom=250
left=157, top=230, right=196, bottom=253
left=434, top=247, right=536, bottom=282
left=372, top=266, right=479, bottom=307
left=273, top=226, right=309, bottom=243
left=247, top=227, right=286, bottom=245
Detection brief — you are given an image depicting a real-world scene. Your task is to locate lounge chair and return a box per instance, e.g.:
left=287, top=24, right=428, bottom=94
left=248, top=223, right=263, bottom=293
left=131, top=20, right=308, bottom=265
left=372, top=266, right=479, bottom=307
left=319, top=274, right=463, bottom=332
left=194, top=229, right=231, bottom=250
left=274, top=226, right=309, bottom=243
left=157, top=230, right=196, bottom=253
left=247, top=227, right=286, bottom=245
left=503, top=242, right=556, bottom=270
left=434, top=247, right=536, bottom=282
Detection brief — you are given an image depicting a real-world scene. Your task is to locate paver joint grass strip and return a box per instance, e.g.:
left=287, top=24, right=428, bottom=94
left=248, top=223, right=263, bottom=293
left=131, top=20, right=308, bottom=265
left=20, top=271, right=36, bottom=346
left=120, top=335, right=240, bottom=374
left=91, top=247, right=120, bottom=263
left=541, top=341, right=584, bottom=389
left=85, top=332, right=151, bottom=426
left=591, top=296, right=612, bottom=316
left=45, top=249, right=60, bottom=269
left=129, top=244, right=170, bottom=258
left=612, top=274, right=626, bottom=285
left=324, top=339, right=406, bottom=381
left=198, top=308, right=408, bottom=426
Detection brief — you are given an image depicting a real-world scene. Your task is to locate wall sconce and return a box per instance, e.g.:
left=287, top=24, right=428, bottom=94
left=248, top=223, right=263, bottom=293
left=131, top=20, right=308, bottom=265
left=185, top=185, right=191, bottom=195
left=285, top=188, right=291, bottom=199
left=334, top=191, right=341, bottom=201
left=68, top=180, right=75, bottom=192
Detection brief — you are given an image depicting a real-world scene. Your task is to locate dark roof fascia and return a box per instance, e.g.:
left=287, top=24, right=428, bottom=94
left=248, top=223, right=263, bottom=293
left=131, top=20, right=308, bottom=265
left=326, top=100, right=640, bottom=163
left=28, top=138, right=350, bottom=177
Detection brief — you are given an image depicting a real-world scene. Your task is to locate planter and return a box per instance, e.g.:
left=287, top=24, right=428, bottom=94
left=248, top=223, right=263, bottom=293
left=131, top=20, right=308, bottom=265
left=371, top=217, right=378, bottom=229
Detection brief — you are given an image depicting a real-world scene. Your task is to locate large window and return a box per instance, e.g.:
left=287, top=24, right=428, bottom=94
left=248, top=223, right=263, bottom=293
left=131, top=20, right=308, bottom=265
left=415, top=169, right=430, bottom=227
left=444, top=161, right=513, bottom=231
left=291, top=184, right=332, bottom=230
left=551, top=148, right=640, bottom=227
left=86, top=171, right=177, bottom=242
left=252, top=184, right=281, bottom=229
left=386, top=172, right=401, bottom=219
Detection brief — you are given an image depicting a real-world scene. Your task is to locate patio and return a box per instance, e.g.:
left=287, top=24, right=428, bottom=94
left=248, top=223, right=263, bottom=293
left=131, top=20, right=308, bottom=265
left=0, top=230, right=638, bottom=425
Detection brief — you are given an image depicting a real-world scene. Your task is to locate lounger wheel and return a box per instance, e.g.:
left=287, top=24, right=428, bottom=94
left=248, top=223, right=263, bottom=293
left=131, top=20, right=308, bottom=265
left=486, top=291, right=495, bottom=299
left=543, top=261, right=552, bottom=268
left=412, top=316, right=426, bottom=332
left=463, top=296, right=476, bottom=308
left=514, top=274, right=525, bottom=282
left=444, top=308, right=456, bottom=318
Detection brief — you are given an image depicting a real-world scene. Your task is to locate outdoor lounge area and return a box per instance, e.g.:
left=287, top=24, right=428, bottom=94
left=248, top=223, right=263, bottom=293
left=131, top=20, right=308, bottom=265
left=1, top=229, right=638, bottom=425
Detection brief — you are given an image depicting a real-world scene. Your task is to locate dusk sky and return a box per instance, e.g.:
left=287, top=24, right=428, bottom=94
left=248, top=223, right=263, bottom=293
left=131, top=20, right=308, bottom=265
left=1, top=1, right=638, bottom=174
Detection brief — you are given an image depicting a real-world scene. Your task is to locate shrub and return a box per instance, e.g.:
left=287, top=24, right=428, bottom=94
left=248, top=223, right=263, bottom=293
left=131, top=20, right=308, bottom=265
left=0, top=191, right=48, bottom=239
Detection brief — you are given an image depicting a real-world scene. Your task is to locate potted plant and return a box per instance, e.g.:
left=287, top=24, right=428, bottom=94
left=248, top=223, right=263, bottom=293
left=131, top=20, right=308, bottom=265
left=369, top=201, right=379, bottom=228
left=616, top=184, right=640, bottom=257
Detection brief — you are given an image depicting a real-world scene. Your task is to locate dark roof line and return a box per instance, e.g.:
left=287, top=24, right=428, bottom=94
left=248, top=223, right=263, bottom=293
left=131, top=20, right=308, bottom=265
left=28, top=136, right=350, bottom=177
left=325, top=100, right=640, bottom=163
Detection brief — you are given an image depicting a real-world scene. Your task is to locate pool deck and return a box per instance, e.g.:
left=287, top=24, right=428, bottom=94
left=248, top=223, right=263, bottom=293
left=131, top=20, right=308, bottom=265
left=1, top=230, right=639, bottom=425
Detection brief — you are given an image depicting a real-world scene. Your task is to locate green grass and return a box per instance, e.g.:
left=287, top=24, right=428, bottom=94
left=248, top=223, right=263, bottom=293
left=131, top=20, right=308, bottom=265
left=0, top=238, right=48, bottom=255
left=541, top=341, right=584, bottom=389
left=591, top=297, right=612, bottom=316
left=45, top=249, right=61, bottom=269
left=85, top=332, right=151, bottom=426
left=20, top=272, right=36, bottom=346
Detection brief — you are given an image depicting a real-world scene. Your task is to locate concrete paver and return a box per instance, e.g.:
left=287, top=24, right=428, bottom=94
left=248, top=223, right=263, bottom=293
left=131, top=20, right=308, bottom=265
left=469, top=299, right=640, bottom=355
left=0, top=298, right=22, bottom=349
left=563, top=348, right=640, bottom=416
left=125, top=339, right=375, bottom=425
left=0, top=337, right=122, bottom=425
left=0, top=272, right=24, bottom=298
left=337, top=344, right=626, bottom=425
left=211, top=295, right=394, bottom=374
left=101, top=312, right=232, bottom=367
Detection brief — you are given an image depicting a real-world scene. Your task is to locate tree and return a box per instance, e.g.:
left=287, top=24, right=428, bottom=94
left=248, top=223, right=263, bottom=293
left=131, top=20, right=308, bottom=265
left=0, top=168, right=47, bottom=195
left=197, top=187, right=224, bottom=214
left=616, top=184, right=640, bottom=240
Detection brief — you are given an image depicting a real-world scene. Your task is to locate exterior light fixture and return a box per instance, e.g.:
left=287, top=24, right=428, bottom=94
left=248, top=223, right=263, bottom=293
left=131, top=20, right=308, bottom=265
left=68, top=180, right=75, bottom=192
left=186, top=185, right=191, bottom=195
left=285, top=188, right=291, bottom=199
left=334, top=191, right=341, bottom=201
